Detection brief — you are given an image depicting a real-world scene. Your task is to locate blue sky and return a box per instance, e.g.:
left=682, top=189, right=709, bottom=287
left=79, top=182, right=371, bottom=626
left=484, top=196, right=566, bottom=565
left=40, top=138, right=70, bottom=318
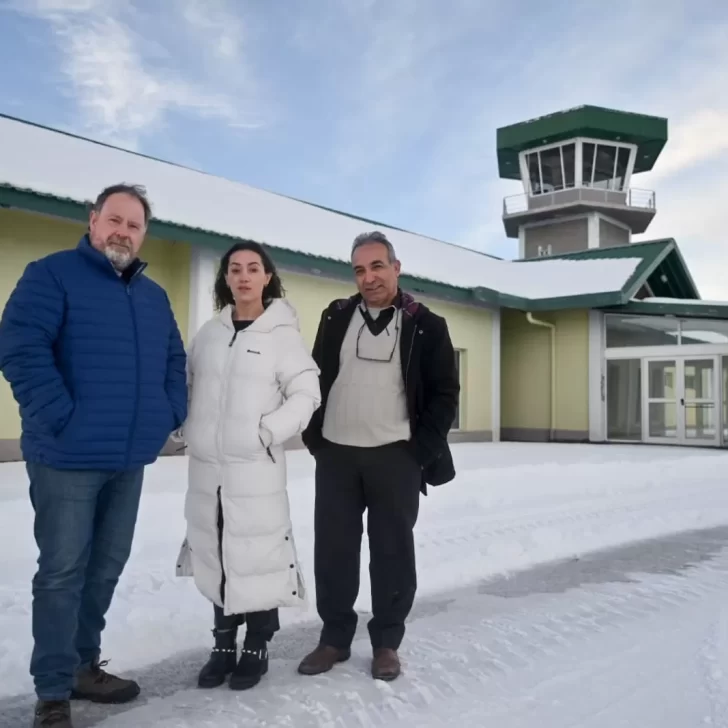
left=1, top=0, right=728, bottom=296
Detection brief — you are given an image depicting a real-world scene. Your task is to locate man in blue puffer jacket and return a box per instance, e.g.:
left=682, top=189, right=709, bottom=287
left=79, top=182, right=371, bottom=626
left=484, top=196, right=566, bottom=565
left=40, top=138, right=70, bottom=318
left=0, top=183, right=187, bottom=728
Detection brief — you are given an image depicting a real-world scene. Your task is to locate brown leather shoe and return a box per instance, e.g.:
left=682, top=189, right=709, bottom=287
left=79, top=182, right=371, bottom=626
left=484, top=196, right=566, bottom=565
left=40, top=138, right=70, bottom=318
left=371, top=648, right=401, bottom=681
left=297, top=644, right=351, bottom=675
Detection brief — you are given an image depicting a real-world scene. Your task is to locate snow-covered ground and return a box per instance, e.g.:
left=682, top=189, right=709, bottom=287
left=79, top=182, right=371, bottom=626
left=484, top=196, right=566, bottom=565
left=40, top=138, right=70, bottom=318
left=2, top=442, right=728, bottom=727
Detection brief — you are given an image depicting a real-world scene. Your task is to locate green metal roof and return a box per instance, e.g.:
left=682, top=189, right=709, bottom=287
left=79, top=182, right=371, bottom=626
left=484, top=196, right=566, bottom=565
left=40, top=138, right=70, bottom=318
left=0, top=112, right=505, bottom=260
left=497, top=238, right=700, bottom=312
left=527, top=238, right=700, bottom=300
left=0, top=184, right=482, bottom=307
left=496, top=105, right=668, bottom=180
left=0, top=186, right=709, bottom=316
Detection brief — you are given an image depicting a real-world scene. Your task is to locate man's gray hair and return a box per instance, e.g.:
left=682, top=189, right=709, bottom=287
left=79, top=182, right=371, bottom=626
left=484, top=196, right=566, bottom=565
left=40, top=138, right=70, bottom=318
left=351, top=231, right=397, bottom=263
left=92, top=183, right=152, bottom=224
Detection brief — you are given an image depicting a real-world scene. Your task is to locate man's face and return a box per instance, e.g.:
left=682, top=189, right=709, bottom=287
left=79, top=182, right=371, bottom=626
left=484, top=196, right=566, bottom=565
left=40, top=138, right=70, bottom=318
left=89, top=192, right=147, bottom=271
left=352, top=242, right=401, bottom=308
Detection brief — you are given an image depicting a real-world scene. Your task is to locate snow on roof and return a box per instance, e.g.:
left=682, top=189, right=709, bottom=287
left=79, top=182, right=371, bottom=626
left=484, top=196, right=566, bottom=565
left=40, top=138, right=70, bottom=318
left=0, top=115, right=642, bottom=301
left=639, top=297, right=722, bottom=306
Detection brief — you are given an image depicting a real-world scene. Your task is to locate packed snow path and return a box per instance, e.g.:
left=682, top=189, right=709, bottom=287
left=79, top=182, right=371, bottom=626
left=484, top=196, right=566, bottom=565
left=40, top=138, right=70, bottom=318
left=4, top=527, right=728, bottom=727
left=2, top=443, right=728, bottom=726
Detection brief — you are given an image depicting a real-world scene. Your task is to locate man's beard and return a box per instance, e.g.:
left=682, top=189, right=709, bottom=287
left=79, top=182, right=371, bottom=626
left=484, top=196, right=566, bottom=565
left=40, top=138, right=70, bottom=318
left=103, top=239, right=133, bottom=271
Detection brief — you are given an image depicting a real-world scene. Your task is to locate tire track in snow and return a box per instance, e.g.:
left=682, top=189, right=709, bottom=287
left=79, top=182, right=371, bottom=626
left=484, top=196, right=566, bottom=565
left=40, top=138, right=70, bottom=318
left=44, top=528, right=728, bottom=728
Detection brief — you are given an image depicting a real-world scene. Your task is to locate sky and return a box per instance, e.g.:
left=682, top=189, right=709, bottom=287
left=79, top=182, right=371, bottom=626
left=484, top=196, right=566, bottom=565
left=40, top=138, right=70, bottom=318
left=1, top=0, right=727, bottom=297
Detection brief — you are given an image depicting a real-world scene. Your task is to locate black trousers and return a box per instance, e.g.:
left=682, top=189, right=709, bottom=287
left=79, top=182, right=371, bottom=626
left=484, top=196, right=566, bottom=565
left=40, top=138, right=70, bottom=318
left=313, top=440, right=421, bottom=651
left=212, top=604, right=279, bottom=646
left=216, top=489, right=280, bottom=646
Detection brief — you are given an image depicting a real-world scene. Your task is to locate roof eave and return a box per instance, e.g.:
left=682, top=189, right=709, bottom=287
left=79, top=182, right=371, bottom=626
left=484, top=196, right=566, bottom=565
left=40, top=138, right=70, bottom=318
left=605, top=300, right=728, bottom=320
left=0, top=185, right=493, bottom=309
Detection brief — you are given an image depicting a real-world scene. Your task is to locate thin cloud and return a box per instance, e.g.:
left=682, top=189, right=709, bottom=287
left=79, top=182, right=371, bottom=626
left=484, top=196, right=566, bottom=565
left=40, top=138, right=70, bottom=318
left=9, top=0, right=267, bottom=147
left=180, top=0, right=246, bottom=63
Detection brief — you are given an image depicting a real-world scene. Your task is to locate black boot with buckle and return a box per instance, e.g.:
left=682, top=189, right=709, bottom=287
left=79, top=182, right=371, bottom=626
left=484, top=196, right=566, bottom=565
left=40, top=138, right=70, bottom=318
left=229, top=637, right=268, bottom=691
left=198, top=607, right=240, bottom=688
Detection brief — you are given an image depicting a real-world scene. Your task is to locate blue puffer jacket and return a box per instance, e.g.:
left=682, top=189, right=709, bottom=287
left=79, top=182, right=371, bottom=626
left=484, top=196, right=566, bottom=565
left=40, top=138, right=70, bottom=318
left=0, top=235, right=188, bottom=470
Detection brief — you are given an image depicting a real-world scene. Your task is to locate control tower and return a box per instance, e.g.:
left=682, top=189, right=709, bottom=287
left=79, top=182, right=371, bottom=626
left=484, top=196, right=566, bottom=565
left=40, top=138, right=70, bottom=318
left=496, top=105, right=667, bottom=259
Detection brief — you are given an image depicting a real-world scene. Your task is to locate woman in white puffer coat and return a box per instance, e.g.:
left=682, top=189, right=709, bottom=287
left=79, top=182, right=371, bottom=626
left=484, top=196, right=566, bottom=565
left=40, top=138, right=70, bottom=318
left=178, top=241, right=320, bottom=692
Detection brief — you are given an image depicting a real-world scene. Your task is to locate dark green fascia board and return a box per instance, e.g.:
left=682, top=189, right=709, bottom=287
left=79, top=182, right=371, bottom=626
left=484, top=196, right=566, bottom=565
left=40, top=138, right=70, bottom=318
left=607, top=238, right=700, bottom=303
left=497, top=290, right=626, bottom=313
left=660, top=244, right=700, bottom=298
left=623, top=242, right=700, bottom=300
left=474, top=286, right=630, bottom=313
left=496, top=105, right=668, bottom=180
left=0, top=185, right=488, bottom=308
left=0, top=185, right=91, bottom=225
left=620, top=239, right=676, bottom=301
left=605, top=300, right=728, bottom=320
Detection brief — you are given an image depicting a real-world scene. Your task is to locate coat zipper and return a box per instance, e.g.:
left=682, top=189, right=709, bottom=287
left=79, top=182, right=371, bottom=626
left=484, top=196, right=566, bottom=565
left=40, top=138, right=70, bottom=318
left=404, top=326, right=417, bottom=397
left=216, top=485, right=226, bottom=606
left=215, top=333, right=236, bottom=610
left=317, top=313, right=331, bottom=428
left=215, top=332, right=238, bottom=461
left=124, top=269, right=145, bottom=468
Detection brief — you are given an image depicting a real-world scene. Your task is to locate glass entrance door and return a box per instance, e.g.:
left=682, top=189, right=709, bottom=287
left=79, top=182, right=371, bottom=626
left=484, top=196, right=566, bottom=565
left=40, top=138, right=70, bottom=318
left=644, top=359, right=679, bottom=443
left=643, top=356, right=719, bottom=445
left=683, top=357, right=719, bottom=445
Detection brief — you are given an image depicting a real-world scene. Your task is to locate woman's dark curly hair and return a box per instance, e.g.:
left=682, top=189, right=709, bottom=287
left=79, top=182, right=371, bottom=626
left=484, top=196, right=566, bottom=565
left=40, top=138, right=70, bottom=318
left=213, top=240, right=285, bottom=311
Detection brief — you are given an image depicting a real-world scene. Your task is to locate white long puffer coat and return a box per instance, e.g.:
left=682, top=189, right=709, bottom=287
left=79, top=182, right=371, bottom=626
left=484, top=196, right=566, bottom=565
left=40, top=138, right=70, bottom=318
left=177, top=298, right=321, bottom=615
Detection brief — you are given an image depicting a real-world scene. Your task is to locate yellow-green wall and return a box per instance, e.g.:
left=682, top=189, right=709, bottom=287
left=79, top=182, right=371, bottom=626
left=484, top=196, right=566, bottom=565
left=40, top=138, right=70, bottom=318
left=0, top=207, right=494, bottom=444
left=280, top=272, right=494, bottom=434
left=501, top=308, right=589, bottom=435
left=0, top=209, right=191, bottom=441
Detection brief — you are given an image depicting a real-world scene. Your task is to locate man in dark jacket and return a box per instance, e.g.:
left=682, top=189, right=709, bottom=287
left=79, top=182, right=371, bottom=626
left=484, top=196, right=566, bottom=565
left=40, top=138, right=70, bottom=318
left=298, top=231, right=459, bottom=682
left=0, top=184, right=187, bottom=728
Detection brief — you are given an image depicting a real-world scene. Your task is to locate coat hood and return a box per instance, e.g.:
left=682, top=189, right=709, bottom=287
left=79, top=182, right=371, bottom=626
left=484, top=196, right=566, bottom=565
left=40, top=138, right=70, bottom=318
left=217, top=298, right=302, bottom=334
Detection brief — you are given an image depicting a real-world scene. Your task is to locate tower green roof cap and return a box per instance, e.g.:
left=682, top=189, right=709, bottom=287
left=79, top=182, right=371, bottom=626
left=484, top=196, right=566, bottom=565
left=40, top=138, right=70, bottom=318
left=496, top=105, right=668, bottom=180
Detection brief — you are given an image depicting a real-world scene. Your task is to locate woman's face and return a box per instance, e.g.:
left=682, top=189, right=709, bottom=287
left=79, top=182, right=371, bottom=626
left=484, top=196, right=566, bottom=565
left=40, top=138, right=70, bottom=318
left=225, top=249, right=272, bottom=308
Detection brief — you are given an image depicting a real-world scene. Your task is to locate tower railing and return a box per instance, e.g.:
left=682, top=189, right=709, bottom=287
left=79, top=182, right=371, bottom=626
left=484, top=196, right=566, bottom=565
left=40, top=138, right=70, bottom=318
left=503, top=186, right=656, bottom=216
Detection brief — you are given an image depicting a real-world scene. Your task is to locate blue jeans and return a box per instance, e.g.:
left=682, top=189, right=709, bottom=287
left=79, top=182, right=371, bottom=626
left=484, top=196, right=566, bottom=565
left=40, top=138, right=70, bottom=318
left=26, top=463, right=145, bottom=700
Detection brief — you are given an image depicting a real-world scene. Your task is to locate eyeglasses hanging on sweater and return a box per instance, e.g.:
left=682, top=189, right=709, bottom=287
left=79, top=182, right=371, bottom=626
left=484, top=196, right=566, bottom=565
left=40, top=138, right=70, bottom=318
left=355, top=304, right=400, bottom=363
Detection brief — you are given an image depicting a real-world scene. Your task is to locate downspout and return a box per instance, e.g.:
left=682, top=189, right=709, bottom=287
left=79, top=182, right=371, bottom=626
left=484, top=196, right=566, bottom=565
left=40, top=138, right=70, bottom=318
left=526, top=312, right=556, bottom=441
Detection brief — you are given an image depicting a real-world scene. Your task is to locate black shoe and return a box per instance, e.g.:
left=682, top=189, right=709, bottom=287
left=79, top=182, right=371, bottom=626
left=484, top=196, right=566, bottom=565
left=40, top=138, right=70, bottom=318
left=198, top=627, right=238, bottom=688
left=229, top=646, right=268, bottom=691
left=33, top=700, right=73, bottom=728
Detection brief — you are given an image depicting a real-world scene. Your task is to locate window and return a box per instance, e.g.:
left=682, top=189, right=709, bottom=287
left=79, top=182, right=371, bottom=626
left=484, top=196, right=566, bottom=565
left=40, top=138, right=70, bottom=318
left=614, top=147, right=630, bottom=191
left=723, top=356, right=728, bottom=446
left=453, top=349, right=463, bottom=430
left=524, top=142, right=576, bottom=195
left=680, top=319, right=728, bottom=345
left=607, top=359, right=642, bottom=440
left=523, top=139, right=635, bottom=197
left=582, top=142, right=632, bottom=191
left=606, top=315, right=679, bottom=348
left=606, top=315, right=728, bottom=348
